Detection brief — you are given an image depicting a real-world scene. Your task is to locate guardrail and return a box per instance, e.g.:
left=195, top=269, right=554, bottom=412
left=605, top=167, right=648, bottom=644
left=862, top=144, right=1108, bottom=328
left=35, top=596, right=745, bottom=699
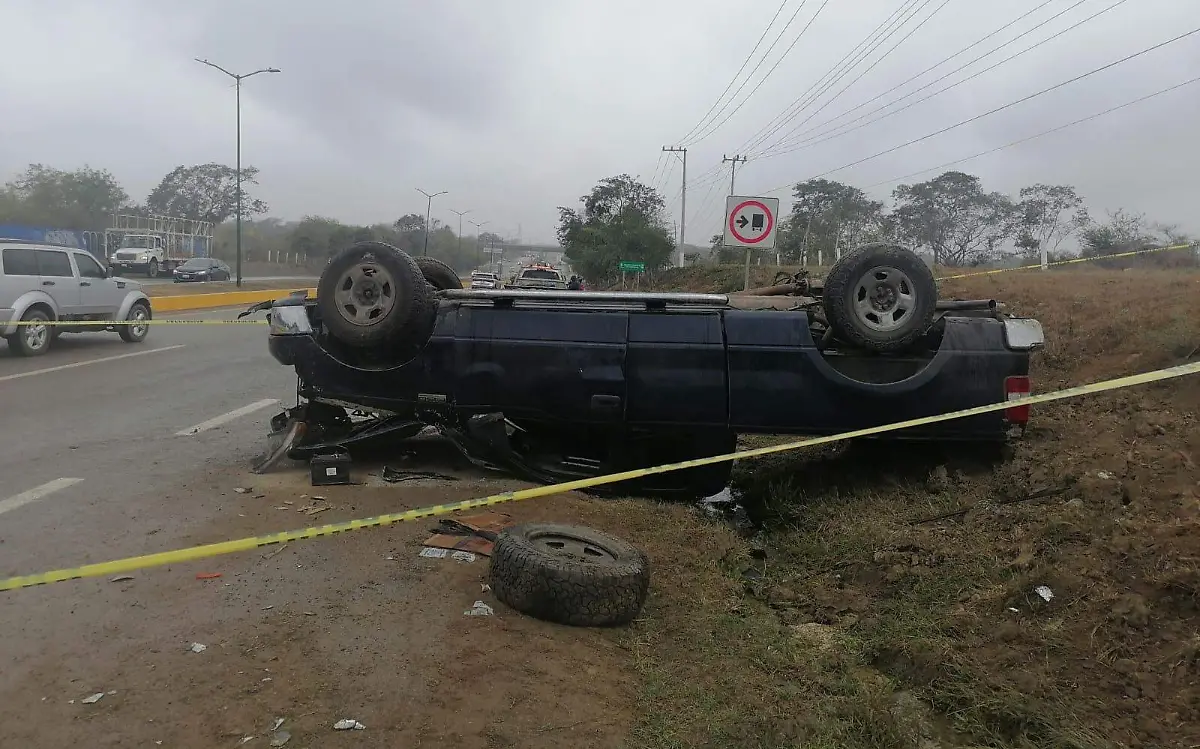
left=150, top=288, right=317, bottom=313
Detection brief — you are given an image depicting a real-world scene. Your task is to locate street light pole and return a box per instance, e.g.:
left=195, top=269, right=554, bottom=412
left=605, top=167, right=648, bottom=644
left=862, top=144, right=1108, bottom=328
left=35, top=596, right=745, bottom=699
left=470, top=220, right=490, bottom=270
left=416, top=188, right=447, bottom=256
left=449, top=208, right=472, bottom=260
left=194, top=58, right=280, bottom=288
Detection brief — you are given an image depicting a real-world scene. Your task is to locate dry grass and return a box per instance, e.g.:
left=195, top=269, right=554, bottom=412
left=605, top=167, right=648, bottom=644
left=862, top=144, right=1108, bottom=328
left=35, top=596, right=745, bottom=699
left=614, top=265, right=1200, bottom=748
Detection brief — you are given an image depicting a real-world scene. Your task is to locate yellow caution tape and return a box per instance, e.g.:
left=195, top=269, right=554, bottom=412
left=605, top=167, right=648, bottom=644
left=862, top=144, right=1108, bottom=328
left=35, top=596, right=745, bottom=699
left=937, top=242, right=1198, bottom=280
left=3, top=359, right=1198, bottom=593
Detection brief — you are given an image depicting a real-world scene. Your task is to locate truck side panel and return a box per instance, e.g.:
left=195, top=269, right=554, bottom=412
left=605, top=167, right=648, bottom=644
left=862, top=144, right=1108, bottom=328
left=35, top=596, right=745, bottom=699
left=625, top=311, right=727, bottom=429
left=723, top=310, right=1026, bottom=439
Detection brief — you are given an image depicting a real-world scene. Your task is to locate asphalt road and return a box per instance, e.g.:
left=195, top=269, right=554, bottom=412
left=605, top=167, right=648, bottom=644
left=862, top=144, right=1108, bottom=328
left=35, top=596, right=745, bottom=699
left=0, top=307, right=294, bottom=573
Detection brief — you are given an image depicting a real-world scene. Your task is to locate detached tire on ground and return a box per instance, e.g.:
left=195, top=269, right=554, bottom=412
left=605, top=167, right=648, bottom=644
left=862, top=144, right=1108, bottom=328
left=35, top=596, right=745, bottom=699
left=489, top=523, right=650, bottom=627
left=317, top=241, right=437, bottom=350
left=822, top=242, right=937, bottom=353
left=414, top=256, right=463, bottom=290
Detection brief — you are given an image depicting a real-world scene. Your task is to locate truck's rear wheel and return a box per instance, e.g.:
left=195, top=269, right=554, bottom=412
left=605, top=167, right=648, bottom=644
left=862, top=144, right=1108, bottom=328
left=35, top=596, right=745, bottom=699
left=317, top=241, right=436, bottom=350
left=822, top=243, right=936, bottom=353
left=147, top=259, right=159, bottom=278
left=415, top=256, right=463, bottom=290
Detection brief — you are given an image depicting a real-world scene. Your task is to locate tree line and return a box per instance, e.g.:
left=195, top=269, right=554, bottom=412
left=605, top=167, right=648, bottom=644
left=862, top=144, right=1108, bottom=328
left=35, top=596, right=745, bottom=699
left=710, top=171, right=1194, bottom=268
left=0, top=163, right=501, bottom=272
left=553, top=168, right=1195, bottom=282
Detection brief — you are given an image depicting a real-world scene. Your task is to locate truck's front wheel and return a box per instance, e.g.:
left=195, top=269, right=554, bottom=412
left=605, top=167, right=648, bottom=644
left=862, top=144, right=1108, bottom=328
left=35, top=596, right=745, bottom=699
left=316, top=241, right=436, bottom=351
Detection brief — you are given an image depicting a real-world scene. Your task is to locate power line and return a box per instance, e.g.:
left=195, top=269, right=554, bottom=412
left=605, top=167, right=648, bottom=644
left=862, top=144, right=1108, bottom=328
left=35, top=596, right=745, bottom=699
left=729, top=0, right=921, bottom=156
left=861, top=74, right=1200, bottom=189
left=682, top=0, right=829, bottom=147
left=757, top=0, right=1128, bottom=158
left=742, top=0, right=947, bottom=155
left=674, top=0, right=792, bottom=145
left=750, top=0, right=1061, bottom=155
left=755, top=25, right=1200, bottom=194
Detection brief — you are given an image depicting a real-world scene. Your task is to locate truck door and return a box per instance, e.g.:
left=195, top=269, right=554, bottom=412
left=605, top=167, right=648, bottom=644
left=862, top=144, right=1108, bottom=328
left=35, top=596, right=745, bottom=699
left=453, top=305, right=628, bottom=426
left=34, top=249, right=81, bottom=316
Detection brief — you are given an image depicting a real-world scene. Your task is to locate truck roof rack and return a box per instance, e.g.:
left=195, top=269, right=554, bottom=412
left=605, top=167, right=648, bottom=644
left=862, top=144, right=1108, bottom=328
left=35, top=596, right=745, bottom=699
left=440, top=288, right=730, bottom=309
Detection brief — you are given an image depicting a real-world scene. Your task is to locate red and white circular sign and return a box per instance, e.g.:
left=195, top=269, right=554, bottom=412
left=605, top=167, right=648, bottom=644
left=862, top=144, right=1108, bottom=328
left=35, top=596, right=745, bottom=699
left=727, top=199, right=775, bottom=244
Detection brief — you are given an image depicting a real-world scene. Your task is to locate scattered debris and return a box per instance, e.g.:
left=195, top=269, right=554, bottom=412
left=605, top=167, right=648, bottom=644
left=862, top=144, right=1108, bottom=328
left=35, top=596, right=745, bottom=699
left=419, top=547, right=449, bottom=559
left=272, top=718, right=285, bottom=731
left=451, top=551, right=477, bottom=563
left=1035, top=585, right=1054, bottom=602
left=334, top=719, right=366, bottom=731
left=239, top=737, right=254, bottom=745
left=196, top=572, right=222, bottom=580
left=261, top=544, right=289, bottom=560
left=234, top=487, right=252, bottom=494
left=464, top=600, right=495, bottom=617
left=81, top=692, right=106, bottom=704
left=270, top=731, right=291, bottom=747
left=422, top=512, right=513, bottom=556
left=481, top=583, right=492, bottom=593
left=382, top=466, right=459, bottom=483
left=109, top=575, right=135, bottom=583
left=189, top=642, right=207, bottom=654
left=1097, top=471, right=1114, bottom=480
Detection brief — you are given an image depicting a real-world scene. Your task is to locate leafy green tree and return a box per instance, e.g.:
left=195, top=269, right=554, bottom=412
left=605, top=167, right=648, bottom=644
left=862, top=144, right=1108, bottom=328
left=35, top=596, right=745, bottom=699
left=556, top=174, right=674, bottom=281
left=146, top=163, right=268, bottom=223
left=777, top=178, right=885, bottom=264
left=0, top=164, right=130, bottom=229
left=892, top=171, right=1018, bottom=266
left=1015, top=183, right=1089, bottom=260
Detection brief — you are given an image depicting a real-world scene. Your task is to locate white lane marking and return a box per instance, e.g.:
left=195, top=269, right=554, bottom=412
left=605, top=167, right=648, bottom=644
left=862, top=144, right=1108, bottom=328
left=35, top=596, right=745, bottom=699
left=176, top=398, right=280, bottom=436
left=0, top=478, right=84, bottom=517
left=0, top=345, right=187, bottom=383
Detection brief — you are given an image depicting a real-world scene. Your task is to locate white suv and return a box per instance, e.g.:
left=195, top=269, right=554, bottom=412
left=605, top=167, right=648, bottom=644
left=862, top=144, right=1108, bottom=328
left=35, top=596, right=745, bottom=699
left=0, top=240, right=153, bottom=356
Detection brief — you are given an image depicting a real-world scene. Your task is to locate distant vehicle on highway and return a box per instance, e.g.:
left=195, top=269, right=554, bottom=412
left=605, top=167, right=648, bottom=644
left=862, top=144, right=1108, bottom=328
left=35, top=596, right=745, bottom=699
left=507, top=263, right=568, bottom=290
left=0, top=240, right=152, bottom=356
left=469, top=271, right=500, bottom=290
left=173, top=257, right=232, bottom=283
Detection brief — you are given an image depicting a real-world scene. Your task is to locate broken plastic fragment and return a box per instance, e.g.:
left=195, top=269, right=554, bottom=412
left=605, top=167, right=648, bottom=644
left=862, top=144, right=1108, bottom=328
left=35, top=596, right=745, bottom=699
left=234, top=487, right=251, bottom=494
left=189, top=642, right=207, bottom=653
left=419, top=547, right=448, bottom=559
left=1034, top=585, right=1054, bottom=602
left=450, top=551, right=477, bottom=563
left=81, top=692, right=105, bottom=704
left=272, top=718, right=285, bottom=731
left=270, top=731, right=291, bottom=747
left=334, top=719, right=366, bottom=730
left=464, top=600, right=494, bottom=617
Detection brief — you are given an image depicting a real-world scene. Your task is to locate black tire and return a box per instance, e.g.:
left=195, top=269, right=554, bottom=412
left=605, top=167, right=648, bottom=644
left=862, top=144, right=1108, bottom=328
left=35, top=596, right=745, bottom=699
left=415, top=256, right=463, bottom=290
left=147, top=259, right=159, bottom=278
left=489, top=523, right=650, bottom=627
left=118, top=301, right=151, bottom=343
left=822, top=242, right=937, bottom=353
left=316, top=241, right=436, bottom=350
left=8, top=308, right=53, bottom=356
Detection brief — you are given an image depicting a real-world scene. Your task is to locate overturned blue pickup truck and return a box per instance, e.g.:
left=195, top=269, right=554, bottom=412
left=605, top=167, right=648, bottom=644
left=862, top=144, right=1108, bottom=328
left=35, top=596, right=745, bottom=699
left=249, top=241, right=1043, bottom=497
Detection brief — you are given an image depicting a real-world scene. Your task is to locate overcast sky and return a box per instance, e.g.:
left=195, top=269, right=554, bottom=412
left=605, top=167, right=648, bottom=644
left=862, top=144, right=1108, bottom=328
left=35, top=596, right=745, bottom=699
left=1, top=0, right=1197, bottom=244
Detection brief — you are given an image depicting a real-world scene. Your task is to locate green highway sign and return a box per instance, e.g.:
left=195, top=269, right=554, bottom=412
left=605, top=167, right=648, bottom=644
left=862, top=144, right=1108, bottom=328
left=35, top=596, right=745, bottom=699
left=618, top=261, right=646, bottom=272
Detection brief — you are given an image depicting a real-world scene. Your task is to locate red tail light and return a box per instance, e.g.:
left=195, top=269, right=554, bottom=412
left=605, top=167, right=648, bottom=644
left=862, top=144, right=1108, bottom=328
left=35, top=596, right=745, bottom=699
left=1005, top=376, right=1031, bottom=424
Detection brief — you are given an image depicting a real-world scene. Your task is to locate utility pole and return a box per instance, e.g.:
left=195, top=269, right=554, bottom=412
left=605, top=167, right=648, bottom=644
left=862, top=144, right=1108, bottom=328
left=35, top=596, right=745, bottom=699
left=722, top=154, right=748, bottom=195
left=416, top=188, right=447, bottom=256
left=662, top=146, right=687, bottom=267
left=194, top=58, right=280, bottom=287
left=449, top=208, right=471, bottom=259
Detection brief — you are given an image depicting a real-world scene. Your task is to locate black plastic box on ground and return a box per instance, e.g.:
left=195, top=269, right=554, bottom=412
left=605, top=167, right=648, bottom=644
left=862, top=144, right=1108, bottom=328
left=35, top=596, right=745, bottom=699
left=310, top=451, right=352, bottom=486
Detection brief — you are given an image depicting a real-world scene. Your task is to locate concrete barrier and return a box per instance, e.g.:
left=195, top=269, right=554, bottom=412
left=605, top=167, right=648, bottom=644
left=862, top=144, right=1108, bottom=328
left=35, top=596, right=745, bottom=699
left=151, top=288, right=317, bottom=313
